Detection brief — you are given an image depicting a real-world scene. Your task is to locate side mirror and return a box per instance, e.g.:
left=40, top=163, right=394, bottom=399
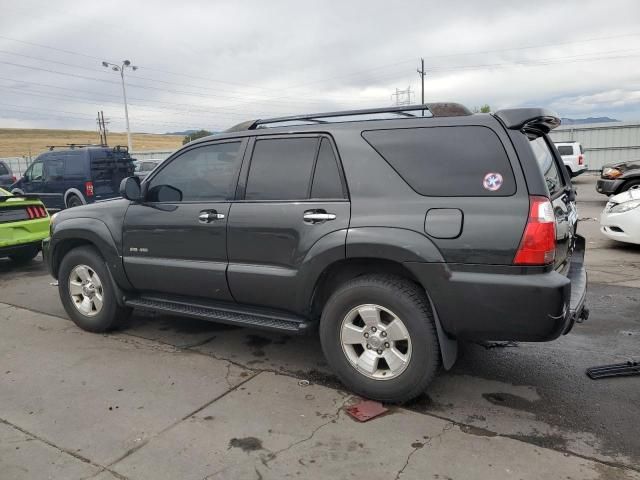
left=120, top=176, right=142, bottom=201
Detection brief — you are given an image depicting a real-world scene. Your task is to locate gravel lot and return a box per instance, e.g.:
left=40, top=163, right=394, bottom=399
left=1, top=174, right=638, bottom=479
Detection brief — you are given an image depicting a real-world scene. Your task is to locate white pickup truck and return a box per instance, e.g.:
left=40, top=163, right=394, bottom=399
left=554, top=141, right=588, bottom=178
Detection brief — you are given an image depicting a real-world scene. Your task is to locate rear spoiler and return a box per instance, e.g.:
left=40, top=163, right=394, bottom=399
left=493, top=108, right=561, bottom=134
left=0, top=193, right=41, bottom=202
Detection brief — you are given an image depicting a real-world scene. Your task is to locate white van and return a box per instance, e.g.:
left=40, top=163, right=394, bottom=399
left=554, top=141, right=587, bottom=177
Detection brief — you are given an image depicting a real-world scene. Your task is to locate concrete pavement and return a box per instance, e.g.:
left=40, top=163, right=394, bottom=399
left=1, top=175, right=639, bottom=479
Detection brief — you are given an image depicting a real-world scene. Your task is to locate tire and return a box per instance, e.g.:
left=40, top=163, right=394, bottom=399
left=9, top=245, right=39, bottom=264
left=319, top=274, right=440, bottom=404
left=58, top=245, right=130, bottom=332
left=620, top=179, right=640, bottom=193
left=66, top=194, right=83, bottom=208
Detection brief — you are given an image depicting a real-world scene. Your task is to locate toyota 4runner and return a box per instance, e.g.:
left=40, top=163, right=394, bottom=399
left=44, top=103, right=588, bottom=403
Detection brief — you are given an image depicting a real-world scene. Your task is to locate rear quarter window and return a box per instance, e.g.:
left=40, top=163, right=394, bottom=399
left=556, top=145, right=574, bottom=156
left=0, top=162, right=9, bottom=175
left=362, top=126, right=516, bottom=196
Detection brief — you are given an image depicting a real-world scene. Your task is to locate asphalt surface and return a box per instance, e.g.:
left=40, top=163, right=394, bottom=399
left=1, top=174, right=639, bottom=479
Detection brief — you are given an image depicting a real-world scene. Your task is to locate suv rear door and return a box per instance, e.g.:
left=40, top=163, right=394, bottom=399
left=227, top=134, right=350, bottom=312
left=123, top=139, right=247, bottom=300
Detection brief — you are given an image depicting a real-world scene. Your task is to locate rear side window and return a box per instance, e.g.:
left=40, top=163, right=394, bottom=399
left=311, top=138, right=344, bottom=199
left=0, top=163, right=8, bottom=175
left=65, top=154, right=85, bottom=175
left=530, top=137, right=564, bottom=197
left=245, top=138, right=318, bottom=200
left=362, top=126, right=516, bottom=196
left=556, top=145, right=573, bottom=156
left=46, top=158, right=65, bottom=178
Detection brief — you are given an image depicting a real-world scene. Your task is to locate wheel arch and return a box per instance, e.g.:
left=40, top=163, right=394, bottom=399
left=310, top=257, right=458, bottom=370
left=50, top=218, right=132, bottom=295
left=64, top=188, right=87, bottom=207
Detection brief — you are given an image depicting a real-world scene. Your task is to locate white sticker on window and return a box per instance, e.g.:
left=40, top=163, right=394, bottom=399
left=483, top=172, right=503, bottom=191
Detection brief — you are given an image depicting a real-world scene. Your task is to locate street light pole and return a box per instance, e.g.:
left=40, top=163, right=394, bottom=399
left=102, top=60, right=138, bottom=152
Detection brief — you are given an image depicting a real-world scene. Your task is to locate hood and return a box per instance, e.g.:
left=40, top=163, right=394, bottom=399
left=608, top=186, right=640, bottom=206
left=55, top=197, right=130, bottom=223
left=602, top=160, right=640, bottom=173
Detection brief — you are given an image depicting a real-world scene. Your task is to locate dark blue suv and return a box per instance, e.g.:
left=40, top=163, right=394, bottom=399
left=11, top=146, right=135, bottom=209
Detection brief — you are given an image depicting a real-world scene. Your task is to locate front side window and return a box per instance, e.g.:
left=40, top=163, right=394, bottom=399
left=28, top=162, right=44, bottom=181
left=146, top=142, right=242, bottom=202
left=530, top=136, right=564, bottom=197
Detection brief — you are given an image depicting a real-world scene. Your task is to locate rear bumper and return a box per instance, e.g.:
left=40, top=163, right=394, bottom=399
left=0, top=240, right=42, bottom=257
left=596, top=178, right=623, bottom=195
left=405, top=236, right=588, bottom=342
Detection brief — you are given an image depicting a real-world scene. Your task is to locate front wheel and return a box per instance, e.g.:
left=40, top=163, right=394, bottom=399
left=319, top=274, right=440, bottom=403
left=58, top=246, right=130, bottom=332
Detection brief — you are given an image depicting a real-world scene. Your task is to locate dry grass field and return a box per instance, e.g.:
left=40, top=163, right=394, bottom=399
left=0, top=128, right=182, bottom=158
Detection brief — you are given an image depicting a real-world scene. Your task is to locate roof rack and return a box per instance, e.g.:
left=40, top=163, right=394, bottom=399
left=226, top=103, right=472, bottom=132
left=44, top=144, right=129, bottom=152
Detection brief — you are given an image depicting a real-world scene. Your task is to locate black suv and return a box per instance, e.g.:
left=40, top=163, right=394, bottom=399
left=44, top=104, right=588, bottom=403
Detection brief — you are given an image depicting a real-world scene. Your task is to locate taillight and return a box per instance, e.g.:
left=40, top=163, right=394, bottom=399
left=578, top=154, right=584, bottom=165
left=513, top=196, right=556, bottom=265
left=11, top=175, right=16, bottom=183
left=85, top=181, right=94, bottom=197
left=25, top=206, right=48, bottom=219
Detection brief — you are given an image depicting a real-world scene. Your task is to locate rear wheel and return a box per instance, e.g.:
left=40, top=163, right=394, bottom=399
left=58, top=246, right=130, bottom=332
left=9, top=245, right=39, bottom=264
left=66, top=194, right=82, bottom=208
left=319, top=274, right=440, bottom=403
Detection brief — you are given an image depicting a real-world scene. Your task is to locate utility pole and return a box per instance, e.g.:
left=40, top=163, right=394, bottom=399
left=417, top=57, right=426, bottom=115
left=102, top=60, right=138, bottom=152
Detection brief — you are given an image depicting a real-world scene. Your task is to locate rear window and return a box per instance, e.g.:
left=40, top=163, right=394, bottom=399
left=362, top=126, right=516, bottom=196
left=530, top=137, right=564, bottom=197
left=556, top=145, right=573, bottom=156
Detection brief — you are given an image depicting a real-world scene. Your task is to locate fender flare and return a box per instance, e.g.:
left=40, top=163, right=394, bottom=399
left=50, top=218, right=132, bottom=297
left=11, top=188, right=24, bottom=195
left=64, top=188, right=87, bottom=206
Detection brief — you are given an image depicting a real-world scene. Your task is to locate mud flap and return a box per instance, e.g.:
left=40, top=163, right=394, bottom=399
left=428, top=296, right=458, bottom=370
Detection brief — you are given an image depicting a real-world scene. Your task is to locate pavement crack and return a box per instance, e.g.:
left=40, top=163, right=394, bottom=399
left=394, top=421, right=454, bottom=480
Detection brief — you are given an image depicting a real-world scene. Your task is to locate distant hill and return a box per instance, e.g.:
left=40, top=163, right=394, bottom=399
left=0, top=128, right=182, bottom=158
left=560, top=117, right=619, bottom=125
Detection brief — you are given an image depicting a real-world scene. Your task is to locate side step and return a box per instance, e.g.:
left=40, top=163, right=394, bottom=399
left=124, top=296, right=312, bottom=334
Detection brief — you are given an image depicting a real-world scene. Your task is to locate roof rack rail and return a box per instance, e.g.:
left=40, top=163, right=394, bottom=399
left=45, top=143, right=107, bottom=151
left=225, top=103, right=471, bottom=132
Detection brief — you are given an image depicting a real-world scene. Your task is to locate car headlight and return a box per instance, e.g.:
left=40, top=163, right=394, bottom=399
left=610, top=200, right=640, bottom=213
left=602, top=167, right=622, bottom=179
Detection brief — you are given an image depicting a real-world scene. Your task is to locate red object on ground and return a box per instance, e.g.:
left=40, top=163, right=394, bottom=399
left=345, top=400, right=388, bottom=422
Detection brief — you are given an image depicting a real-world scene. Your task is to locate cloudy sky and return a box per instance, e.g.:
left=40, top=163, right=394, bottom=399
left=1, top=0, right=639, bottom=133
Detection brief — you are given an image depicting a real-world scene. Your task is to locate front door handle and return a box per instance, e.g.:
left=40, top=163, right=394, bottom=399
left=303, top=210, right=336, bottom=224
left=198, top=210, right=225, bottom=223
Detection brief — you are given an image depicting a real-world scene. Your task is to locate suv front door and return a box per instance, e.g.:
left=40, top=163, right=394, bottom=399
left=123, top=139, right=247, bottom=300
left=227, top=135, right=350, bottom=313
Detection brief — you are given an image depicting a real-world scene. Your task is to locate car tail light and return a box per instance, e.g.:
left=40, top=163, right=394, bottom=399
left=85, top=181, right=94, bottom=197
left=11, top=175, right=16, bottom=183
left=25, top=206, right=48, bottom=219
left=514, top=196, right=556, bottom=265
left=578, top=154, right=584, bottom=165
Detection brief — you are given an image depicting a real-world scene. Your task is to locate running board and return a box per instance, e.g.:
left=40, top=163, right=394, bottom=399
left=586, top=361, right=640, bottom=379
left=125, top=296, right=312, bottom=334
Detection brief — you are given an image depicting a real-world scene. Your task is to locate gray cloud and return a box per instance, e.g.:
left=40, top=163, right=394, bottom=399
left=1, top=0, right=639, bottom=133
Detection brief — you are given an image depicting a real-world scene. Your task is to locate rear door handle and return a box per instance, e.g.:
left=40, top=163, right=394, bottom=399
left=198, top=210, right=225, bottom=223
left=303, top=210, right=336, bottom=224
